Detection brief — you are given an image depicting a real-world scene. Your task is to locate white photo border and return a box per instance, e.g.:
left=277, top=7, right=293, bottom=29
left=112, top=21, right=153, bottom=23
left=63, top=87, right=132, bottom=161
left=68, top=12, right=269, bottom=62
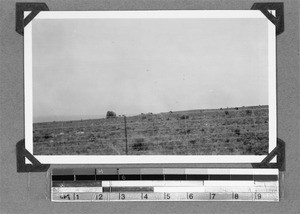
left=24, top=10, right=276, bottom=164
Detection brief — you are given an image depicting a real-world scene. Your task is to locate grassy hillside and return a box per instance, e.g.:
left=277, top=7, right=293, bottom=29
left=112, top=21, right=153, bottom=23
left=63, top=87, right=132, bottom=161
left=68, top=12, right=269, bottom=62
left=33, top=105, right=269, bottom=155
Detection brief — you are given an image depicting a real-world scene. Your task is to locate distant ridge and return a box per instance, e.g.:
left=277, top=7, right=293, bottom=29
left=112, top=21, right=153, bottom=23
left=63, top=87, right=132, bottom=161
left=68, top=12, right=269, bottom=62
left=34, top=105, right=269, bottom=124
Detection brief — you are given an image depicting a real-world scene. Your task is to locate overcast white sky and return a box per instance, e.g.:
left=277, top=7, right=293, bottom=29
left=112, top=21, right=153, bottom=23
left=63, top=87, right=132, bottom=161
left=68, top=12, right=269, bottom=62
left=32, top=18, right=269, bottom=123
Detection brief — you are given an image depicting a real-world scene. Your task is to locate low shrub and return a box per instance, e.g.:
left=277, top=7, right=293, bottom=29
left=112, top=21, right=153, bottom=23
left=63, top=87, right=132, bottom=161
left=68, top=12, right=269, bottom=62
left=180, top=115, right=189, bottom=120
left=234, top=129, right=241, bottom=135
left=189, top=140, right=196, bottom=144
left=246, top=109, right=252, bottom=115
left=44, top=134, right=52, bottom=139
left=131, top=141, right=148, bottom=151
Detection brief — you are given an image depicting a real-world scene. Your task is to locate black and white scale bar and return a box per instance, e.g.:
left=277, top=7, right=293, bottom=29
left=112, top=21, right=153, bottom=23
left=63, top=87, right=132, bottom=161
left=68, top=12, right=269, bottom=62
left=51, top=192, right=279, bottom=202
left=52, top=181, right=102, bottom=187
left=51, top=169, right=279, bottom=202
left=52, top=174, right=278, bottom=181
left=102, top=187, right=154, bottom=192
left=52, top=169, right=278, bottom=181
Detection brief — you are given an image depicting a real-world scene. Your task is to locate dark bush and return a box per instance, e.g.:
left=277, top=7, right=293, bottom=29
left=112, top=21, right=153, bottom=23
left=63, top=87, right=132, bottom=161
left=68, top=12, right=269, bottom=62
left=189, top=140, right=196, bottom=144
left=180, top=115, right=189, bottom=120
left=246, top=110, right=252, bottom=115
left=234, top=129, right=241, bottom=135
left=44, top=134, right=52, bottom=139
left=225, top=111, right=229, bottom=115
left=132, top=141, right=148, bottom=151
left=106, top=111, right=116, bottom=119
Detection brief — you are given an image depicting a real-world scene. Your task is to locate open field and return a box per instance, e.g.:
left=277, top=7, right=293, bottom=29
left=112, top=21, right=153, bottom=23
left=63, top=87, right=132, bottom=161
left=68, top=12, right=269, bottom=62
left=33, top=105, right=269, bottom=155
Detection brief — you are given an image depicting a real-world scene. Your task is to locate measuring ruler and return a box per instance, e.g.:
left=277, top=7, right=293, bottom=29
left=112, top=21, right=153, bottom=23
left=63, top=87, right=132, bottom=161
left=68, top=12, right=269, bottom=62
left=51, top=168, right=279, bottom=202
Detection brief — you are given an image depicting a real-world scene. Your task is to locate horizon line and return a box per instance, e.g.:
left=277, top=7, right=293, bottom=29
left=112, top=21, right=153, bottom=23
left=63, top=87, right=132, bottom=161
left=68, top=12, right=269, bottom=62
left=33, top=104, right=268, bottom=124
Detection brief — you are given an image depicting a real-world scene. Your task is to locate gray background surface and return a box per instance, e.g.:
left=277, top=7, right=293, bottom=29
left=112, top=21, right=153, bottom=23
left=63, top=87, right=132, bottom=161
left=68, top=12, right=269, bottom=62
left=0, top=0, right=299, bottom=213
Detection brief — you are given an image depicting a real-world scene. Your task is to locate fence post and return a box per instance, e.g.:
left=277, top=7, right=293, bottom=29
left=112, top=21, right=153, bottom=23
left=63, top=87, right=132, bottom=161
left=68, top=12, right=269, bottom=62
left=123, top=115, right=128, bottom=155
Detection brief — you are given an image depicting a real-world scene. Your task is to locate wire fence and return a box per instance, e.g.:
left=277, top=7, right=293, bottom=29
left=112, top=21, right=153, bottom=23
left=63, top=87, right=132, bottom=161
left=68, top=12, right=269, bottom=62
left=33, top=107, right=269, bottom=156
left=33, top=115, right=268, bottom=130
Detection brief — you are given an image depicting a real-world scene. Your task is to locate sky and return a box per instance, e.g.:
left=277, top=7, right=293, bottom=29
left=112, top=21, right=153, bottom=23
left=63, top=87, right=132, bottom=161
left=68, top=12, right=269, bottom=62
left=32, top=18, right=269, bottom=123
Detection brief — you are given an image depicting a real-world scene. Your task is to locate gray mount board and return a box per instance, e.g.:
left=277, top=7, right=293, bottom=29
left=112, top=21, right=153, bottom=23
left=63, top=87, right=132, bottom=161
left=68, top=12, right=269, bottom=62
left=0, top=0, right=299, bottom=213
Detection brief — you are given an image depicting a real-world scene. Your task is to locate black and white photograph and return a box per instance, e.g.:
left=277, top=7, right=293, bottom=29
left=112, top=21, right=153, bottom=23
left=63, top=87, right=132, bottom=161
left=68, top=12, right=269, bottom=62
left=24, top=11, right=276, bottom=164
left=3, top=0, right=300, bottom=212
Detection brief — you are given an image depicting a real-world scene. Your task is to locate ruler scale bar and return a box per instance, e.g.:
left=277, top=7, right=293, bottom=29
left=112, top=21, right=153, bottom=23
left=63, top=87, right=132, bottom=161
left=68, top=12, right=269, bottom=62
left=52, top=174, right=278, bottom=181
left=52, top=181, right=102, bottom=187
left=187, top=175, right=209, bottom=180
left=51, top=192, right=279, bottom=201
left=141, top=174, right=165, bottom=180
left=102, top=187, right=154, bottom=192
left=51, top=168, right=279, bottom=202
left=230, top=175, right=254, bottom=180
left=76, top=175, right=96, bottom=180
left=96, top=175, right=119, bottom=180
left=102, top=180, right=205, bottom=187
left=53, top=187, right=103, bottom=192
